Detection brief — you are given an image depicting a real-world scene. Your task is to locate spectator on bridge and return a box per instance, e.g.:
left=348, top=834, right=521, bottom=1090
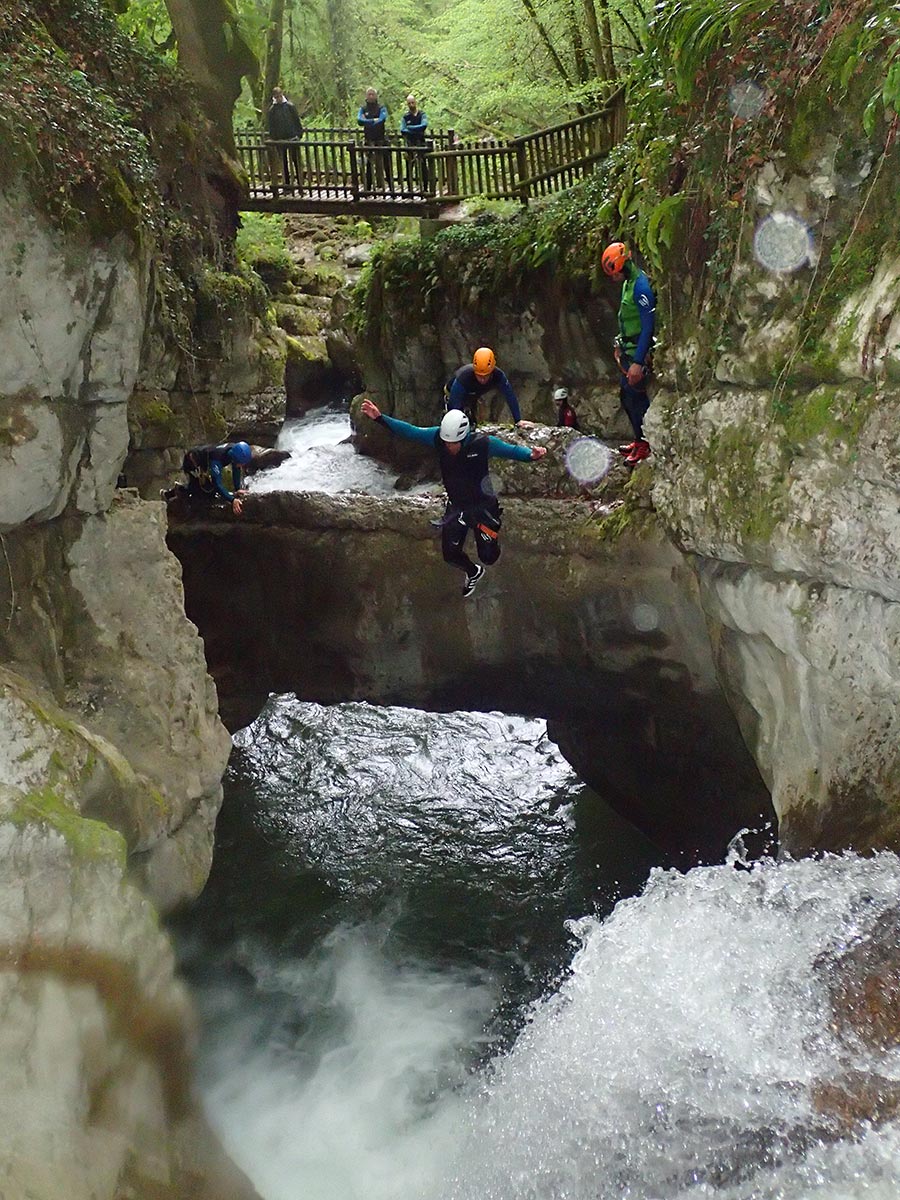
left=161, top=441, right=252, bottom=516
left=267, top=86, right=304, bottom=194
left=357, top=87, right=392, bottom=193
left=400, top=94, right=430, bottom=192
left=554, top=386, right=580, bottom=429
left=444, top=347, right=529, bottom=428
left=360, top=398, right=546, bottom=597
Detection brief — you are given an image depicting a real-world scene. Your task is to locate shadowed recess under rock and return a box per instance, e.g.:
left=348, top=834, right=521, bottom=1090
left=167, top=490, right=773, bottom=864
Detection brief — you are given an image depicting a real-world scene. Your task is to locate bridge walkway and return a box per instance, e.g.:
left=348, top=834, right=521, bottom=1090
left=237, top=91, right=625, bottom=216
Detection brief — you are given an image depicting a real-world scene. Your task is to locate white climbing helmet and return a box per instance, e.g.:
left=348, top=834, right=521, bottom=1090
left=553, top=387, right=569, bottom=402
left=439, top=410, right=471, bottom=442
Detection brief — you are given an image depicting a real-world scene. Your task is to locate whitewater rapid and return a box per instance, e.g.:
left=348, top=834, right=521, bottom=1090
left=441, top=851, right=900, bottom=1200
left=176, top=696, right=900, bottom=1200
left=248, top=406, right=434, bottom=496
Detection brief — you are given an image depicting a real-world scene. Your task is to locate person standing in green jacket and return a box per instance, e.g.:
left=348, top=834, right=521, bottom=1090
left=601, top=242, right=656, bottom=467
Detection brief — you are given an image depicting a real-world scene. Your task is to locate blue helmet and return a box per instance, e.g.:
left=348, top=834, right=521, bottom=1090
left=230, top=441, right=252, bottom=464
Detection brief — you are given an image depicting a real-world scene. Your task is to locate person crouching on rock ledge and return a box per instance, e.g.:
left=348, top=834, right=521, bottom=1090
left=360, top=398, right=546, bottom=597
left=162, top=441, right=252, bottom=516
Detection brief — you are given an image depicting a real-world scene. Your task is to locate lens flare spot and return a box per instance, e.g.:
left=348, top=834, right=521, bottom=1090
left=632, top=603, right=659, bottom=633
left=565, top=437, right=613, bottom=485
left=753, top=213, right=813, bottom=274
left=729, top=80, right=767, bottom=120
left=482, top=473, right=502, bottom=497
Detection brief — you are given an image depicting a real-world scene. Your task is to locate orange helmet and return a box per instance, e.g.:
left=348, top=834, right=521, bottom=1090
left=601, top=242, right=631, bottom=276
left=472, top=347, right=496, bottom=376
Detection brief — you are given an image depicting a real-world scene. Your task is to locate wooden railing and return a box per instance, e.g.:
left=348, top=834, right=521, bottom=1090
left=236, top=125, right=458, bottom=154
left=237, top=91, right=626, bottom=213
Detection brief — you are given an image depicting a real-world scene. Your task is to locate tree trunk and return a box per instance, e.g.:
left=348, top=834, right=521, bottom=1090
left=326, top=0, right=351, bottom=118
left=581, top=0, right=607, bottom=80
left=519, top=0, right=574, bottom=89
left=263, top=0, right=286, bottom=108
left=564, top=0, right=590, bottom=84
left=599, top=0, right=615, bottom=79
left=162, top=0, right=258, bottom=152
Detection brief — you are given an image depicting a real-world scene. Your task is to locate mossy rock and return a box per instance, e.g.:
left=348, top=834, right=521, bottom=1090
left=0, top=667, right=172, bottom=855
left=294, top=263, right=346, bottom=298
left=779, top=383, right=877, bottom=451
left=5, top=786, right=127, bottom=868
left=274, top=302, right=323, bottom=338
left=249, top=252, right=296, bottom=293
left=285, top=334, right=329, bottom=366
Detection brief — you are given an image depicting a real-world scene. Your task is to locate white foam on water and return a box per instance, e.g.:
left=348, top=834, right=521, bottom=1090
left=248, top=407, right=433, bottom=496
left=440, top=853, right=900, bottom=1200
left=201, top=852, right=900, bottom=1200
left=199, top=924, right=491, bottom=1200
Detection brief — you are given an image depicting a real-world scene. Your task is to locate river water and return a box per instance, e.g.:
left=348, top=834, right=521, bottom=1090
left=175, top=406, right=900, bottom=1199
left=248, top=405, right=432, bottom=496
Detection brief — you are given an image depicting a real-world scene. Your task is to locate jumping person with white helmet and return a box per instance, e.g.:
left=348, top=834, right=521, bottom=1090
left=444, top=347, right=527, bottom=428
left=360, top=398, right=546, bottom=596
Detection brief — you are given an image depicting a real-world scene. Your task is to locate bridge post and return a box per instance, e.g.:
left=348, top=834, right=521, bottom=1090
left=348, top=142, right=360, bottom=201
left=514, top=138, right=529, bottom=207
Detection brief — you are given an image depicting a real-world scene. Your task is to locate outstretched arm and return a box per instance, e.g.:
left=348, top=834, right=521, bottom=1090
left=495, top=370, right=522, bottom=424
left=361, top=398, right=438, bottom=446
left=486, top=436, right=546, bottom=462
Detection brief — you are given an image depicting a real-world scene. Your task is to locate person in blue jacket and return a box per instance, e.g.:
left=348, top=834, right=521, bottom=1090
left=400, top=93, right=430, bottom=191
left=601, top=241, right=656, bottom=466
left=162, top=441, right=252, bottom=516
left=357, top=87, right=392, bottom=192
left=360, top=398, right=546, bottom=596
left=445, top=347, right=525, bottom=428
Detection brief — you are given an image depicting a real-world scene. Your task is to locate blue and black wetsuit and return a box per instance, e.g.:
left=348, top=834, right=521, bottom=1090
left=445, top=364, right=522, bottom=425
left=377, top=414, right=531, bottom=573
left=616, top=262, right=656, bottom=440
left=400, top=106, right=430, bottom=189
left=179, top=443, right=245, bottom=502
left=357, top=100, right=392, bottom=190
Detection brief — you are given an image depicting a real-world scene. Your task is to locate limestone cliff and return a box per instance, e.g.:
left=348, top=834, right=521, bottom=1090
left=0, top=186, right=260, bottom=1198
left=0, top=2, right=268, bottom=1193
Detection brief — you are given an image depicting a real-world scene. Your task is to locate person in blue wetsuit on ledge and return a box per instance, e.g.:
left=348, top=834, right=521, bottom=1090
left=445, top=347, right=529, bottom=428
left=162, top=441, right=253, bottom=517
left=360, top=398, right=546, bottom=597
left=601, top=242, right=656, bottom=467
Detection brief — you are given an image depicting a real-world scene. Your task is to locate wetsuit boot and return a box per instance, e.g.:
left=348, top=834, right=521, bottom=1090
left=624, top=440, right=651, bottom=466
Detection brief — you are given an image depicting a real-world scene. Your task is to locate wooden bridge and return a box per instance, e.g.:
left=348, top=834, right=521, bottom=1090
left=236, top=92, right=626, bottom=216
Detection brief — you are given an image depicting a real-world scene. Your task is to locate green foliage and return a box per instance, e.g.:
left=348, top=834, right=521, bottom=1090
left=116, top=0, right=174, bottom=54
left=655, top=0, right=779, bottom=101
left=350, top=171, right=619, bottom=340
left=232, top=0, right=648, bottom=136
left=0, top=0, right=272, bottom=359
left=236, top=211, right=291, bottom=272
left=0, top=0, right=176, bottom=236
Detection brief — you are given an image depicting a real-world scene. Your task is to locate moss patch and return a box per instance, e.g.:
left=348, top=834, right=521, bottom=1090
left=8, top=786, right=127, bottom=868
left=780, top=383, right=877, bottom=450
left=588, top=471, right=659, bottom=543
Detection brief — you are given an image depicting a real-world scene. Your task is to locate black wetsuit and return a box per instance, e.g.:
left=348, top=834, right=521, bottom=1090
left=445, top=364, right=521, bottom=425
left=435, top=430, right=503, bottom=570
